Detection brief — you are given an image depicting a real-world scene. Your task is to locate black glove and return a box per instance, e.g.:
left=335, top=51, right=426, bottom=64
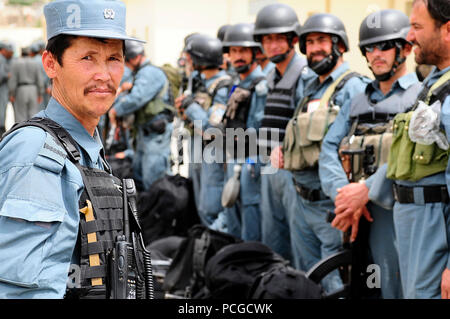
left=180, top=94, right=195, bottom=111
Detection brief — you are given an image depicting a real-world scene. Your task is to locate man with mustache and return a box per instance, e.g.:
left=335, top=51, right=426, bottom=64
left=271, top=13, right=369, bottom=293
left=110, top=39, right=174, bottom=191
left=319, top=9, right=420, bottom=299
left=0, top=0, right=146, bottom=298
left=331, top=0, right=450, bottom=299
left=221, top=23, right=267, bottom=241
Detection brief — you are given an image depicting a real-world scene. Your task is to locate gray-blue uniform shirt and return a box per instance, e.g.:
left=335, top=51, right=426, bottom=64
left=0, top=97, right=106, bottom=298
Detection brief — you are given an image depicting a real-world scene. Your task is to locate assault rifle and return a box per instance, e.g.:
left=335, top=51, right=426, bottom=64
left=109, top=179, right=154, bottom=299
left=306, top=146, right=379, bottom=299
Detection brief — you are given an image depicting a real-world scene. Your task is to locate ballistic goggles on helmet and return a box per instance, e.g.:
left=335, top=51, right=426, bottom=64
left=362, top=40, right=396, bottom=53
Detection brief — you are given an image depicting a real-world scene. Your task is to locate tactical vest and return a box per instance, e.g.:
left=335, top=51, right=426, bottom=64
left=258, top=56, right=307, bottom=151
left=283, top=70, right=359, bottom=171
left=222, top=76, right=265, bottom=160
left=132, top=61, right=175, bottom=128
left=387, top=70, right=450, bottom=182
left=339, top=82, right=422, bottom=182
left=186, top=74, right=233, bottom=136
left=3, top=117, right=152, bottom=299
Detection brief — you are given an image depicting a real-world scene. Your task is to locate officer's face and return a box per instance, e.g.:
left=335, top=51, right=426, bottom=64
left=305, top=33, right=333, bottom=65
left=44, top=37, right=124, bottom=125
left=365, top=45, right=397, bottom=76
left=261, top=34, right=290, bottom=58
left=407, top=0, right=447, bottom=67
left=229, top=46, right=253, bottom=69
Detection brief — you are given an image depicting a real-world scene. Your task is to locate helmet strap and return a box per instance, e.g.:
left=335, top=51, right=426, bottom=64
left=309, top=37, right=341, bottom=75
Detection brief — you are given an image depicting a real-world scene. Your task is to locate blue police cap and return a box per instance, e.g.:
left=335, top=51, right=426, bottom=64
left=44, top=0, right=144, bottom=43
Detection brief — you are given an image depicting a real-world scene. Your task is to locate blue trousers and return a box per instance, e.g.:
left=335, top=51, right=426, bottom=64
left=367, top=203, right=403, bottom=299
left=260, top=166, right=297, bottom=263
left=393, top=201, right=450, bottom=299
left=224, top=160, right=261, bottom=241
left=291, top=191, right=343, bottom=293
left=198, top=160, right=225, bottom=227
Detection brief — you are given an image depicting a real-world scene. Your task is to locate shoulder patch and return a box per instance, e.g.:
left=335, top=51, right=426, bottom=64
left=34, top=133, right=67, bottom=174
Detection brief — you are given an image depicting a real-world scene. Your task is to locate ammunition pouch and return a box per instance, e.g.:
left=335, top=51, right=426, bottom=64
left=284, top=104, right=339, bottom=170
left=386, top=111, right=449, bottom=181
left=283, top=70, right=358, bottom=171
left=339, top=120, right=393, bottom=182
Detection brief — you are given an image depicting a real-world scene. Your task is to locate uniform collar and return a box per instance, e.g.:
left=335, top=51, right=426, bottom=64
left=367, top=72, right=419, bottom=99
left=205, top=69, right=228, bottom=86
left=40, top=97, right=104, bottom=167
left=240, top=65, right=264, bottom=87
left=274, top=52, right=301, bottom=82
left=424, top=65, right=450, bottom=87
left=304, top=61, right=350, bottom=96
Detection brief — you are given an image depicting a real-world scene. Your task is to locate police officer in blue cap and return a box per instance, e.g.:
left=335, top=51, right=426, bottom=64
left=30, top=40, right=51, bottom=111
left=110, top=38, right=174, bottom=191
left=0, top=40, right=14, bottom=134
left=0, top=0, right=146, bottom=298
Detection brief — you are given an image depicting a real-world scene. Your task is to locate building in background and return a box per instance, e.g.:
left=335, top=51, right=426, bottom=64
left=0, top=0, right=416, bottom=77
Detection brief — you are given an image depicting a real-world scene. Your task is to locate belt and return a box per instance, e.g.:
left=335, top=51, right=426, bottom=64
left=292, top=178, right=327, bottom=202
left=393, top=183, right=449, bottom=204
left=18, top=82, right=36, bottom=86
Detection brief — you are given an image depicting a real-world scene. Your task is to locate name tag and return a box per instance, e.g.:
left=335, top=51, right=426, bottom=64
left=307, top=99, right=321, bottom=113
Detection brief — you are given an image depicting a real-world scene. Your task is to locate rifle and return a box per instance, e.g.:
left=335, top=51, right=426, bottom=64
left=109, top=179, right=154, bottom=299
left=306, top=145, right=379, bottom=299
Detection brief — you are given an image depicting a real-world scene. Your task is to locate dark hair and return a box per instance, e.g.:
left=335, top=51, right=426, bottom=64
left=45, top=34, right=126, bottom=66
left=414, top=0, right=450, bottom=27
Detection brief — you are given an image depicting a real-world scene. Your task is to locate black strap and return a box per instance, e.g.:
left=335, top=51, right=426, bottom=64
left=429, top=80, right=450, bottom=105
left=81, top=240, right=115, bottom=256
left=80, top=219, right=123, bottom=235
left=292, top=178, right=327, bottom=202
left=81, top=265, right=107, bottom=279
left=211, top=78, right=233, bottom=102
left=393, top=183, right=449, bottom=204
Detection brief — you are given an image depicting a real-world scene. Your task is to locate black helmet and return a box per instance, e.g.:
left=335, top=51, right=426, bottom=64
left=124, top=39, right=144, bottom=61
left=359, top=9, right=411, bottom=81
left=222, top=23, right=261, bottom=53
left=183, top=32, right=201, bottom=51
left=299, top=13, right=348, bottom=75
left=359, top=9, right=411, bottom=54
left=253, top=3, right=301, bottom=64
left=253, top=3, right=301, bottom=42
left=298, top=13, right=349, bottom=54
left=222, top=23, right=261, bottom=73
left=184, top=34, right=223, bottom=69
left=217, top=24, right=231, bottom=42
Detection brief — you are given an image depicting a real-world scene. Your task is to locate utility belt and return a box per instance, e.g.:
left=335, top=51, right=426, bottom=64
left=393, top=183, right=449, bottom=204
left=292, top=178, right=328, bottom=202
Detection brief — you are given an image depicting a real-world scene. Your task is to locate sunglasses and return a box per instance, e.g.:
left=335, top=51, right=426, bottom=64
left=363, top=40, right=396, bottom=53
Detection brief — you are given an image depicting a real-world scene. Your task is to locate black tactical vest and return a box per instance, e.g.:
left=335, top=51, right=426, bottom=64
left=3, top=117, right=153, bottom=299
left=258, top=56, right=307, bottom=151
left=222, top=76, right=265, bottom=160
